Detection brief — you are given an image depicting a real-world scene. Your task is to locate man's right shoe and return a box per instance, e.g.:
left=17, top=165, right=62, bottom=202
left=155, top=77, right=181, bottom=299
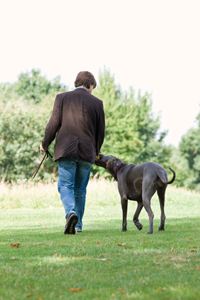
left=64, top=213, right=78, bottom=235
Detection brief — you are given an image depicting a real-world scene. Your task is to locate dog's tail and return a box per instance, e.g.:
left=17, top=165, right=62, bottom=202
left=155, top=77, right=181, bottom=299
left=167, top=168, right=176, bottom=184
left=158, top=167, right=176, bottom=184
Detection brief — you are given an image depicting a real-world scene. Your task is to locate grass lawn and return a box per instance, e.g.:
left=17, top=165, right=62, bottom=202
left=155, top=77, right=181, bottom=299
left=0, top=178, right=200, bottom=300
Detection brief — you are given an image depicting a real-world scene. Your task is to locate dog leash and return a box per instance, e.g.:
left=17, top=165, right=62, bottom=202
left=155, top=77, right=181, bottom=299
left=31, top=147, right=53, bottom=179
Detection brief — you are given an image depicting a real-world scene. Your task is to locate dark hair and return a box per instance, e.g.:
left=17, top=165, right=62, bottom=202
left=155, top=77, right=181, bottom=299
left=74, top=71, right=97, bottom=89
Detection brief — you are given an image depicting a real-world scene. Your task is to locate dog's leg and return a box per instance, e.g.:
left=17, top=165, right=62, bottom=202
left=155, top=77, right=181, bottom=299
left=142, top=180, right=156, bottom=234
left=143, top=195, right=154, bottom=234
left=133, top=201, right=143, bottom=230
left=157, top=187, right=166, bottom=231
left=121, top=196, right=128, bottom=231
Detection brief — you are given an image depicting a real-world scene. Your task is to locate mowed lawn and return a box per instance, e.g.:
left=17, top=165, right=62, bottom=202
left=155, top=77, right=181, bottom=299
left=0, top=178, right=200, bottom=300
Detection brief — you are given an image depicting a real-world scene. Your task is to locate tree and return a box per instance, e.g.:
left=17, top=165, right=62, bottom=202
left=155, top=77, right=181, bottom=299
left=0, top=97, right=57, bottom=181
left=0, top=67, right=173, bottom=181
left=0, top=69, right=67, bottom=103
left=178, top=125, right=200, bottom=190
left=92, top=67, right=172, bottom=176
left=0, top=69, right=68, bottom=181
left=15, top=69, right=67, bottom=103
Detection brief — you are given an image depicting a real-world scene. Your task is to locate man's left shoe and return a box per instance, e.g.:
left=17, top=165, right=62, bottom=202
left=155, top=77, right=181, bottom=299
left=76, top=228, right=82, bottom=233
left=64, top=213, right=78, bottom=235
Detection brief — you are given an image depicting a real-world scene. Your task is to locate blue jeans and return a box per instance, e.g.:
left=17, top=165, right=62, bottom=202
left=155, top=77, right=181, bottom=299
left=58, top=157, right=92, bottom=229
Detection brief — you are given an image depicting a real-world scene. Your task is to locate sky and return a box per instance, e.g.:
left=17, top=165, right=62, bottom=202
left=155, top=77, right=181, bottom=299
left=0, top=0, right=200, bottom=147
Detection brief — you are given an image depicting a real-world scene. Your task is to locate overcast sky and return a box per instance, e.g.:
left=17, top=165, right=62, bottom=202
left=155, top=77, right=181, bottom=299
left=0, top=0, right=200, bottom=147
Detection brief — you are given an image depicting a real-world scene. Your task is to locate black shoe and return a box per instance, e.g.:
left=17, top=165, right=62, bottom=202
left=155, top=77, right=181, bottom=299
left=64, top=213, right=78, bottom=235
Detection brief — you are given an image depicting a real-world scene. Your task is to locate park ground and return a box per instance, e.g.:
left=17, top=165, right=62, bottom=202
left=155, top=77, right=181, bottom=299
left=0, top=178, right=200, bottom=300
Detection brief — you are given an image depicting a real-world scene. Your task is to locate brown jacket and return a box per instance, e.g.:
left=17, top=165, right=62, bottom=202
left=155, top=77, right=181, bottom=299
left=42, top=88, right=105, bottom=164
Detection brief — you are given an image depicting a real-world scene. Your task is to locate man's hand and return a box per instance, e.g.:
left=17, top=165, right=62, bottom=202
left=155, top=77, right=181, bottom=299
left=40, top=144, right=45, bottom=152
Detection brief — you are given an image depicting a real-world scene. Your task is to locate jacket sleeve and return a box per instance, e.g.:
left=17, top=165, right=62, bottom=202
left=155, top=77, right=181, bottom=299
left=96, top=101, right=105, bottom=155
left=42, top=95, right=62, bottom=150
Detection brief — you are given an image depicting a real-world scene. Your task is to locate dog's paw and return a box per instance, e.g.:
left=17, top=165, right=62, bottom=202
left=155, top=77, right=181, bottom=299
left=134, top=221, right=143, bottom=231
left=121, top=228, right=127, bottom=232
left=147, top=230, right=153, bottom=234
left=158, top=226, right=165, bottom=231
left=137, top=223, right=143, bottom=230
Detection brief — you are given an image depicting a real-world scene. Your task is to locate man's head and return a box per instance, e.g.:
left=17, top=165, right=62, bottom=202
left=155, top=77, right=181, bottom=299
left=74, top=71, right=97, bottom=93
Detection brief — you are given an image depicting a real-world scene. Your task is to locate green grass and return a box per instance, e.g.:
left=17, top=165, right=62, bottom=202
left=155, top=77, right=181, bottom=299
left=0, top=179, right=200, bottom=300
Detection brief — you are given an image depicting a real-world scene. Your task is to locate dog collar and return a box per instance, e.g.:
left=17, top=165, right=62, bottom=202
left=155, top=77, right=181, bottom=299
left=114, top=163, right=124, bottom=180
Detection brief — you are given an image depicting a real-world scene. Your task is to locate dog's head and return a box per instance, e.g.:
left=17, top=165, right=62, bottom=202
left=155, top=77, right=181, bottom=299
left=95, top=154, right=123, bottom=176
left=95, top=154, right=112, bottom=168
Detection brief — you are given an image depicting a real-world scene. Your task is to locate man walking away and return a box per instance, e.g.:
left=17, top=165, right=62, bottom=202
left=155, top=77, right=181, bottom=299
left=40, top=71, right=105, bottom=234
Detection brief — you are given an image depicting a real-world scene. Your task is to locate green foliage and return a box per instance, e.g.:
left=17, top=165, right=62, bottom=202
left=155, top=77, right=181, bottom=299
left=2, top=66, right=200, bottom=190
left=179, top=127, right=200, bottom=169
left=0, top=67, right=172, bottom=182
left=0, top=97, right=57, bottom=181
left=168, top=147, right=189, bottom=187
left=4, top=66, right=200, bottom=190
left=14, top=69, right=67, bottom=103
left=0, top=69, right=70, bottom=181
left=92, top=67, right=172, bottom=176
left=0, top=82, right=15, bottom=101
left=0, top=69, right=67, bottom=104
left=177, top=126, right=200, bottom=190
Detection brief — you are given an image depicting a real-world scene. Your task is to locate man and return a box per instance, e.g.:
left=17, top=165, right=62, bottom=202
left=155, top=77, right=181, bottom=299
left=40, top=71, right=105, bottom=234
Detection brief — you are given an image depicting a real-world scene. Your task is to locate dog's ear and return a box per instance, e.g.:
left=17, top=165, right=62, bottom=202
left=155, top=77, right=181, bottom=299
left=116, top=159, right=121, bottom=167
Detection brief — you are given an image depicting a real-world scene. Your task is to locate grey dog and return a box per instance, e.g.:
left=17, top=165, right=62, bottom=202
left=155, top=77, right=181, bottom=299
left=95, top=154, right=175, bottom=234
